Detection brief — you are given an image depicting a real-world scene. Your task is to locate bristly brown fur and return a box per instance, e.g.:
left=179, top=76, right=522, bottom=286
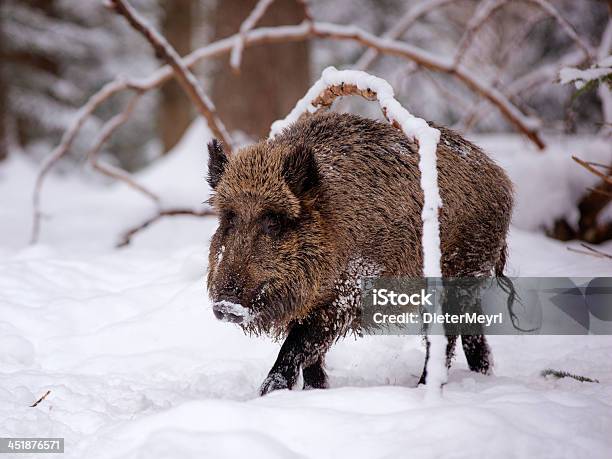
left=206, top=112, right=513, bottom=393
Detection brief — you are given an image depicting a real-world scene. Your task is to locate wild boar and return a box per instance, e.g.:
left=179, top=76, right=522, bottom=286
left=206, top=111, right=513, bottom=395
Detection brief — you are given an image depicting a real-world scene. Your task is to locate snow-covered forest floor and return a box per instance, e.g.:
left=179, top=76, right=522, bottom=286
left=1, top=122, right=612, bottom=458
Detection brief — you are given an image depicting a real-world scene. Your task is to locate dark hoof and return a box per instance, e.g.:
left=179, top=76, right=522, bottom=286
left=259, top=372, right=291, bottom=396
left=303, top=363, right=328, bottom=390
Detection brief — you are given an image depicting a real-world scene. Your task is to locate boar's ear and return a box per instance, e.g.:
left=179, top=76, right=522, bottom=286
left=207, top=139, right=228, bottom=189
left=282, top=143, right=319, bottom=196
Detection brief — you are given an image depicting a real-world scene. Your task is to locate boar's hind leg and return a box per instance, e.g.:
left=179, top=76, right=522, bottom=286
left=457, top=278, right=493, bottom=375
left=259, top=310, right=336, bottom=396
left=303, top=356, right=328, bottom=390
left=461, top=334, right=492, bottom=375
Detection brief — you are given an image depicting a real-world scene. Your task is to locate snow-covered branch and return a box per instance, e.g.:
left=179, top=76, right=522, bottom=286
left=32, top=18, right=548, bottom=242
left=559, top=60, right=612, bottom=90
left=108, top=0, right=233, bottom=152
left=269, top=66, right=444, bottom=277
left=310, top=22, right=545, bottom=148
left=271, top=67, right=448, bottom=392
left=230, top=0, right=275, bottom=72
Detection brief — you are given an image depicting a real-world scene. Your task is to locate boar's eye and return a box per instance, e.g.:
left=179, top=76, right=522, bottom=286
left=261, top=213, right=284, bottom=238
left=222, top=210, right=237, bottom=234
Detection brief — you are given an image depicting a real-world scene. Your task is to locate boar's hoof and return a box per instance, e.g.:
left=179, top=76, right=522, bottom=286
left=259, top=371, right=293, bottom=396
left=303, top=361, right=328, bottom=390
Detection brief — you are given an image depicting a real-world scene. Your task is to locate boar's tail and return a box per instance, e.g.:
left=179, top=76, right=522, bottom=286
left=494, top=243, right=533, bottom=332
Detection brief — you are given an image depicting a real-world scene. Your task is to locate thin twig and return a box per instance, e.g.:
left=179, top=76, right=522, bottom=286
left=573, top=156, right=612, bottom=186
left=30, top=390, right=51, bottom=408
left=460, top=11, right=545, bottom=130
left=117, top=207, right=217, bottom=247
left=530, top=0, right=594, bottom=60
left=587, top=186, right=612, bottom=198
left=355, top=0, right=457, bottom=71
left=453, top=0, right=593, bottom=69
left=584, top=161, right=612, bottom=170
left=86, top=93, right=160, bottom=204
left=467, top=49, right=586, bottom=129
left=297, top=0, right=313, bottom=22
left=453, top=0, right=505, bottom=68
left=31, top=79, right=136, bottom=243
left=108, top=0, right=232, bottom=152
left=230, top=0, right=275, bottom=72
left=567, top=244, right=612, bottom=260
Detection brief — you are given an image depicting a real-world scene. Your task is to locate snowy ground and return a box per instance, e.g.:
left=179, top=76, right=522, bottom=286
left=1, top=121, right=612, bottom=458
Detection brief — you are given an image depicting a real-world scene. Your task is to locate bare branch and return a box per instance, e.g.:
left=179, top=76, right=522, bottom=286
left=117, top=208, right=216, bottom=247
left=355, top=0, right=457, bottom=71
left=297, top=0, right=313, bottom=22
left=453, top=0, right=593, bottom=69
left=530, top=0, right=594, bottom=60
left=459, top=11, right=546, bottom=131
left=568, top=244, right=612, bottom=260
left=310, top=22, right=545, bottom=148
left=597, top=19, right=612, bottom=133
left=32, top=19, right=548, bottom=242
left=85, top=93, right=160, bottom=204
left=453, top=0, right=505, bottom=68
left=573, top=155, right=612, bottom=186
left=31, top=79, right=134, bottom=243
left=587, top=186, right=612, bottom=199
left=230, top=0, right=275, bottom=72
left=108, top=0, right=233, bottom=152
left=30, top=390, right=51, bottom=408
left=568, top=156, right=612, bottom=244
left=464, top=49, right=586, bottom=129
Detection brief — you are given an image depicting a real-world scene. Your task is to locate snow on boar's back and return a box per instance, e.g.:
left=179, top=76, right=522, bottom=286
left=206, top=111, right=513, bottom=395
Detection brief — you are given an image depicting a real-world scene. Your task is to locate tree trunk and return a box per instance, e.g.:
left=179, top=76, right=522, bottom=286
left=211, top=0, right=310, bottom=141
left=158, top=0, right=195, bottom=153
left=0, top=0, right=8, bottom=161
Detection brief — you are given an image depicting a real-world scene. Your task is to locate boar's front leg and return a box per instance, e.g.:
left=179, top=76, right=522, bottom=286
left=259, top=309, right=337, bottom=396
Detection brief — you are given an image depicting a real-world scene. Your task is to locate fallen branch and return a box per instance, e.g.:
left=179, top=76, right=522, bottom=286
left=541, top=368, right=599, bottom=383
left=108, top=0, right=232, bottom=152
left=30, top=390, right=51, bottom=408
left=117, top=207, right=217, bottom=247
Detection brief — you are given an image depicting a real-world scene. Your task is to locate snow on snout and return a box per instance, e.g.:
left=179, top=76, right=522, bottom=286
left=212, top=300, right=253, bottom=324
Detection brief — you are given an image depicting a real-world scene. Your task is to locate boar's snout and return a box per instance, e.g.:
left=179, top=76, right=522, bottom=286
left=212, top=280, right=252, bottom=324
left=212, top=296, right=252, bottom=324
